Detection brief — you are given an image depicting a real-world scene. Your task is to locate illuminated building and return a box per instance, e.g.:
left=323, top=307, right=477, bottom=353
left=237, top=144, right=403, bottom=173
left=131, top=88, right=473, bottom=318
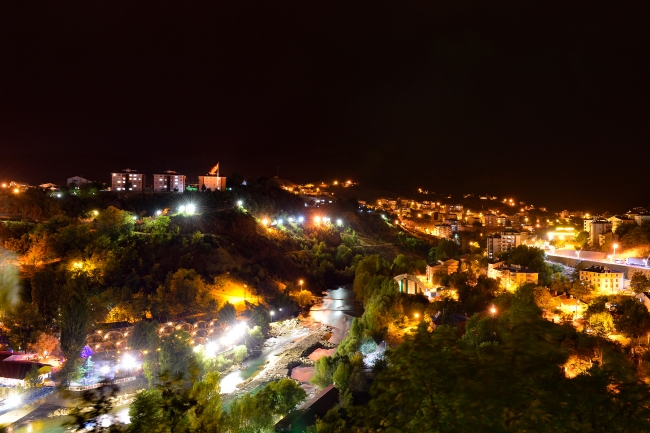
left=111, top=169, right=145, bottom=192
left=487, top=262, right=538, bottom=288
left=635, top=212, right=650, bottom=226
left=608, top=215, right=635, bottom=233
left=579, top=266, right=623, bottom=293
left=589, top=220, right=611, bottom=246
left=481, top=213, right=498, bottom=227
left=153, top=170, right=186, bottom=193
left=486, top=230, right=523, bottom=259
left=426, top=259, right=459, bottom=280
left=67, top=176, right=88, bottom=188
left=198, top=163, right=227, bottom=192
left=547, top=227, right=576, bottom=241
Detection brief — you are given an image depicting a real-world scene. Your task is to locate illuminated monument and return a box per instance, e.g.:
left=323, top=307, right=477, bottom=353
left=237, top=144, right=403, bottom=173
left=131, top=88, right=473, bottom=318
left=198, top=163, right=227, bottom=192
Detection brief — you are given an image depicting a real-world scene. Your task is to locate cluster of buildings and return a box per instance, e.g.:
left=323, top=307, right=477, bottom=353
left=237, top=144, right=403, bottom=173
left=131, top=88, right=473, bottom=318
left=110, top=164, right=226, bottom=193
left=583, top=208, right=650, bottom=246
left=373, top=197, right=546, bottom=240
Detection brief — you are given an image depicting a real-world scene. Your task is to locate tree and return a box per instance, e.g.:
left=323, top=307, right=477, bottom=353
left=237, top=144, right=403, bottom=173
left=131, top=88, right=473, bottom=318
left=3, top=301, right=45, bottom=351
left=568, top=280, right=593, bottom=319
left=233, top=345, right=248, bottom=364
left=159, top=330, right=197, bottom=380
left=187, top=371, right=225, bottom=432
left=60, top=274, right=91, bottom=381
left=24, top=364, right=43, bottom=388
left=590, top=311, right=615, bottom=337
left=64, top=383, right=125, bottom=432
left=127, top=389, right=167, bottom=433
left=217, top=302, right=237, bottom=325
left=533, top=287, right=555, bottom=312
left=28, top=331, right=58, bottom=358
left=630, top=272, right=650, bottom=295
left=0, top=248, right=20, bottom=313
left=615, top=298, right=650, bottom=346
left=430, top=239, right=458, bottom=262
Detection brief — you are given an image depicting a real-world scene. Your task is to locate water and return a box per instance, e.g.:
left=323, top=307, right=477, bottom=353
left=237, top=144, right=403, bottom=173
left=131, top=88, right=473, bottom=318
left=10, top=286, right=362, bottom=431
left=289, top=286, right=362, bottom=389
left=220, top=328, right=309, bottom=395
left=309, top=286, right=362, bottom=343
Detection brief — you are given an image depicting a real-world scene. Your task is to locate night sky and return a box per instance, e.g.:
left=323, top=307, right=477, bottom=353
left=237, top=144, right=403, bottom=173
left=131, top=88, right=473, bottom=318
left=1, top=2, right=648, bottom=211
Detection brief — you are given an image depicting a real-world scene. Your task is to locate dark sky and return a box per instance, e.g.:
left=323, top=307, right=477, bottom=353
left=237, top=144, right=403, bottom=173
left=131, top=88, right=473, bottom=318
left=1, top=2, right=648, bottom=211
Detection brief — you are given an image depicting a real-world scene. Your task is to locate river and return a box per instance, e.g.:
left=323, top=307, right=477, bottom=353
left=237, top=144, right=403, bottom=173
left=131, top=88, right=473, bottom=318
left=9, top=286, right=361, bottom=432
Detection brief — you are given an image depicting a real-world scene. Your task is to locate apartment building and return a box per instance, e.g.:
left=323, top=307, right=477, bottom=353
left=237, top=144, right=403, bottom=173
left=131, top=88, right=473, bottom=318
left=111, top=169, right=145, bottom=192
left=486, top=230, right=523, bottom=259
left=487, top=262, right=539, bottom=288
left=579, top=266, right=623, bottom=293
left=590, top=220, right=612, bottom=246
left=153, top=170, right=186, bottom=193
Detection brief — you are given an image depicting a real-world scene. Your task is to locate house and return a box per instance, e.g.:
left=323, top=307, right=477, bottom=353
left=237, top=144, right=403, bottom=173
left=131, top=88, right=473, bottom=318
left=579, top=266, right=623, bottom=293
left=0, top=360, right=51, bottom=387
left=426, top=259, right=459, bottom=281
left=487, top=262, right=539, bottom=288
left=67, top=176, right=89, bottom=189
left=553, top=294, right=587, bottom=318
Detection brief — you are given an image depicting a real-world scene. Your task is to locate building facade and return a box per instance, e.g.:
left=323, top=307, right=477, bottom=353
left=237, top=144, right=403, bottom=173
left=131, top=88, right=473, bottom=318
left=111, top=169, right=145, bottom=192
left=589, top=220, right=611, bottom=246
left=153, top=170, right=186, bottom=193
left=426, top=259, right=459, bottom=281
left=579, top=266, right=623, bottom=293
left=67, top=176, right=88, bottom=189
left=486, top=230, right=523, bottom=259
left=609, top=215, right=635, bottom=234
left=487, top=262, right=539, bottom=288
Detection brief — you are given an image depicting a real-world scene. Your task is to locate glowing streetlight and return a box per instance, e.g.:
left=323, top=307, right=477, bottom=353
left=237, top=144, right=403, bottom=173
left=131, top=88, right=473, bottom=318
left=613, top=243, right=618, bottom=260
left=414, top=313, right=419, bottom=320
left=277, top=219, right=283, bottom=225
left=490, top=306, right=497, bottom=315
left=314, top=216, right=321, bottom=223
left=186, top=204, right=196, bottom=215
left=237, top=200, right=243, bottom=207
left=336, top=219, right=343, bottom=226
left=156, top=210, right=162, bottom=216
left=179, top=205, right=186, bottom=213
left=262, top=218, right=269, bottom=226
left=93, top=210, right=99, bottom=216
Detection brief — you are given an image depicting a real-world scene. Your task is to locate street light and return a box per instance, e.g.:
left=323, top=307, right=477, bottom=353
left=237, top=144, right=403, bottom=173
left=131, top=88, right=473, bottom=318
left=270, top=311, right=275, bottom=321
left=414, top=313, right=419, bottom=320
left=612, top=243, right=618, bottom=261
left=490, top=306, right=497, bottom=316
left=237, top=200, right=243, bottom=207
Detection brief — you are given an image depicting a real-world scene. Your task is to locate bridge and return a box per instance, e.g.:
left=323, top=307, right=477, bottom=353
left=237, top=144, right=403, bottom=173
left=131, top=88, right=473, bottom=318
left=393, top=274, right=428, bottom=295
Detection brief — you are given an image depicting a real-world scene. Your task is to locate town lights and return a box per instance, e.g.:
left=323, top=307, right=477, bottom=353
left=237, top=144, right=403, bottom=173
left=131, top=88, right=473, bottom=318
left=262, top=218, right=269, bottom=226
left=156, top=210, right=162, bottom=216
left=186, top=204, right=196, bottom=215
left=237, top=200, right=243, bottom=207
left=336, top=219, right=343, bottom=226
left=93, top=210, right=99, bottom=216
left=490, top=306, right=497, bottom=315
left=179, top=205, right=186, bottom=213
left=298, top=216, right=304, bottom=223
left=414, top=313, right=419, bottom=319
left=205, top=342, right=218, bottom=357
left=277, top=219, right=283, bottom=225
left=314, top=216, right=321, bottom=223
left=100, top=365, right=110, bottom=375
left=288, top=217, right=294, bottom=222
left=121, top=354, right=138, bottom=370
